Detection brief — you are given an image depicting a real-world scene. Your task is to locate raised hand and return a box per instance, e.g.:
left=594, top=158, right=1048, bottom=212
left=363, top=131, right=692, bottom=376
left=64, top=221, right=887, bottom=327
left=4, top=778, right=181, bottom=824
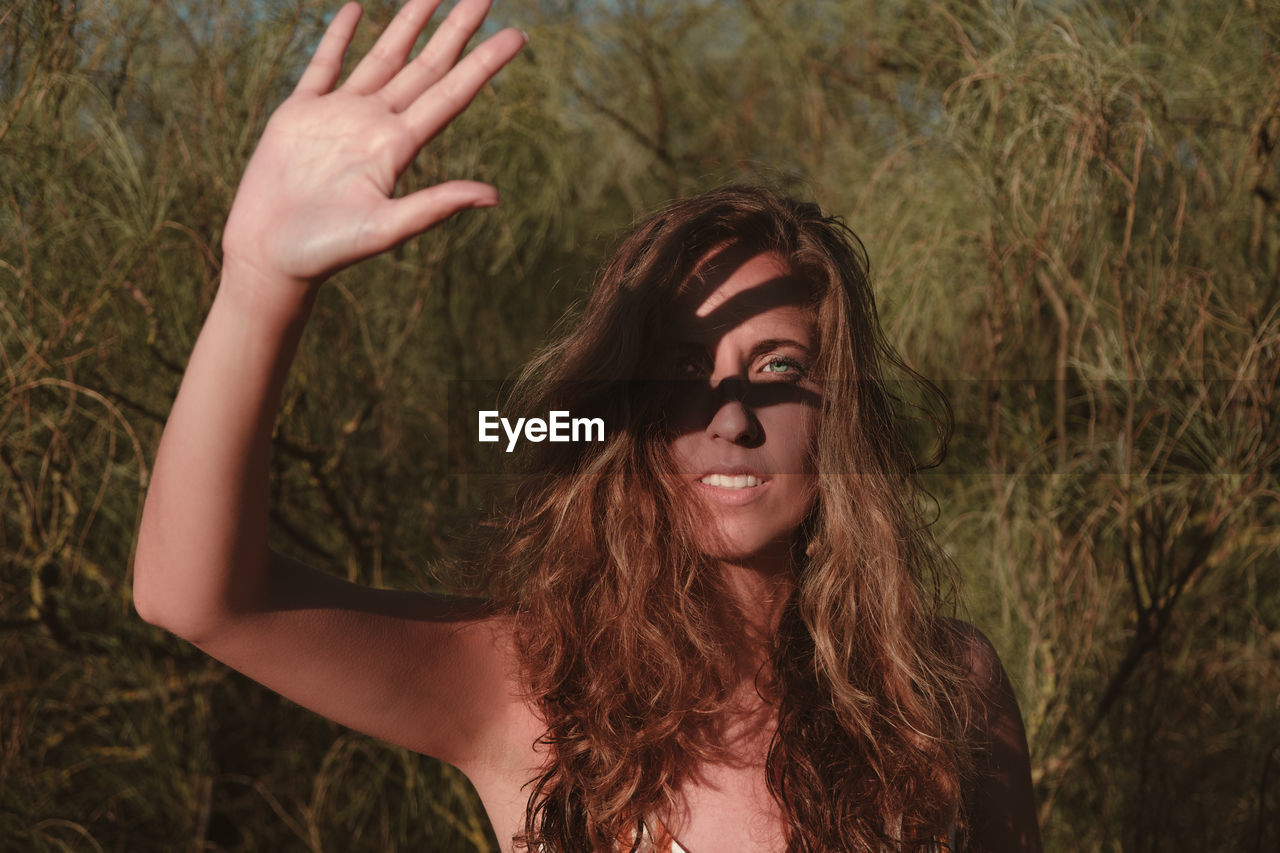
left=222, top=0, right=525, bottom=301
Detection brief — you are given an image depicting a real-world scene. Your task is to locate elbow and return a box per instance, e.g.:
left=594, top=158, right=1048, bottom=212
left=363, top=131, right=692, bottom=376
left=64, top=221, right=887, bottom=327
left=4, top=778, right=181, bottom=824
left=131, top=539, right=270, bottom=645
left=132, top=582, right=219, bottom=645
left=131, top=557, right=190, bottom=638
left=131, top=512, right=245, bottom=643
left=132, top=510, right=187, bottom=635
left=131, top=552, right=219, bottom=644
left=131, top=568, right=172, bottom=632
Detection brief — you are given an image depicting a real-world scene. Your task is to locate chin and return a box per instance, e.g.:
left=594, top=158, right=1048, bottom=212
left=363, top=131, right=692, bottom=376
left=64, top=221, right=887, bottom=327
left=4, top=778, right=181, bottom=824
left=697, top=524, right=798, bottom=566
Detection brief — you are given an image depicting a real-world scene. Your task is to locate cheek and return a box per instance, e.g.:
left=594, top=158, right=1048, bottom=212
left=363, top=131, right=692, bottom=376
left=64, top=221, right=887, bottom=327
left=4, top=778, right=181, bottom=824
left=761, top=405, right=821, bottom=474
left=772, top=474, right=819, bottom=519
left=665, top=432, right=697, bottom=475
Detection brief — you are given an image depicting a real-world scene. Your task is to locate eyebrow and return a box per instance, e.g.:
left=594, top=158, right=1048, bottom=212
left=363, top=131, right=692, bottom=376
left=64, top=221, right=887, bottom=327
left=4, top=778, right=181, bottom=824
left=676, top=337, right=815, bottom=359
left=749, top=338, right=813, bottom=359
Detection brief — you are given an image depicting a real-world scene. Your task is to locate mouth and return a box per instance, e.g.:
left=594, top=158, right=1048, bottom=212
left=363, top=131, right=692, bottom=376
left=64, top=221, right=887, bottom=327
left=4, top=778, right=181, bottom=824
left=697, top=472, right=765, bottom=490
left=693, top=469, right=771, bottom=507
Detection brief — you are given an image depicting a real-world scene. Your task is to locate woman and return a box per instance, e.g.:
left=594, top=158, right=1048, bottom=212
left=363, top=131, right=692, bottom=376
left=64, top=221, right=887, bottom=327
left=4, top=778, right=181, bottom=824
left=132, top=1, right=1041, bottom=850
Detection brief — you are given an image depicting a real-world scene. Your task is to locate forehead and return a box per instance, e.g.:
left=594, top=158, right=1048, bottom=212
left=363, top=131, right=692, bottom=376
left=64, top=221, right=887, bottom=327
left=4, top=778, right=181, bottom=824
left=673, top=249, right=816, bottom=342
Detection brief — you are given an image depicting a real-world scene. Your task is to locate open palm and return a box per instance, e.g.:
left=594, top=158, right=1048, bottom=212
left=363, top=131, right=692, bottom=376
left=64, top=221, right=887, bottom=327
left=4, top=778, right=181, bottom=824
left=223, top=0, right=525, bottom=290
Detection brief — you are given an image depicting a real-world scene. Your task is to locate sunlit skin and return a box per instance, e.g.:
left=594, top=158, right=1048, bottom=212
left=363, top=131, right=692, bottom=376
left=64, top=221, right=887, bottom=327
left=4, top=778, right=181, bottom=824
left=666, top=248, right=822, bottom=591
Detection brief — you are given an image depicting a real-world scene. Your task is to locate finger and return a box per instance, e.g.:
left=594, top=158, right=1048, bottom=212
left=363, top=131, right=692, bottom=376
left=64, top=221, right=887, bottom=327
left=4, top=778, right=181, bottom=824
left=380, top=0, right=492, bottom=112
left=344, top=0, right=446, bottom=95
left=360, top=181, right=500, bottom=252
left=403, top=27, right=526, bottom=141
left=294, top=2, right=364, bottom=96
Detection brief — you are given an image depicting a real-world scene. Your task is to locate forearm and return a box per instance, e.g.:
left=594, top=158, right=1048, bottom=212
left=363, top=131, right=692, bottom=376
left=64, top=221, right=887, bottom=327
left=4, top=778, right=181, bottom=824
left=133, top=264, right=315, bottom=641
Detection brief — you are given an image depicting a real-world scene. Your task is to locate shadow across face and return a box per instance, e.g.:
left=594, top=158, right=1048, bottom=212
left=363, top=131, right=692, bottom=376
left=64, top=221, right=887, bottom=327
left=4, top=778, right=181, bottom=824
left=658, top=248, right=826, bottom=559
left=659, top=244, right=823, bottom=465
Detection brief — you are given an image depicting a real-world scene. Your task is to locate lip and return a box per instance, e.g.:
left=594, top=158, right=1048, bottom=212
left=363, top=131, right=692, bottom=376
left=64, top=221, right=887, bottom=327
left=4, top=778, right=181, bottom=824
left=692, top=466, right=772, bottom=506
left=695, top=464, right=770, bottom=481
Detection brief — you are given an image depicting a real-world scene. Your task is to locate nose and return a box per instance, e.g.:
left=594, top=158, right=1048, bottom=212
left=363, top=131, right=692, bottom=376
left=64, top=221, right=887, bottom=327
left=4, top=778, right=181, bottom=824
left=706, top=376, right=762, bottom=446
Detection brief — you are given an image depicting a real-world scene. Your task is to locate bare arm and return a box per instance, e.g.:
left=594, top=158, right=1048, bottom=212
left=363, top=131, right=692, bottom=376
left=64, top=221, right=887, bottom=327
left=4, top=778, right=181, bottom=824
left=133, top=0, right=528, bottom=771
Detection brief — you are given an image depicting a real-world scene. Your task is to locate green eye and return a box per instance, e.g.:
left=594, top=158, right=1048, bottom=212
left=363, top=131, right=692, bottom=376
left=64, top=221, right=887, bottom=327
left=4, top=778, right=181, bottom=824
left=763, top=357, right=802, bottom=375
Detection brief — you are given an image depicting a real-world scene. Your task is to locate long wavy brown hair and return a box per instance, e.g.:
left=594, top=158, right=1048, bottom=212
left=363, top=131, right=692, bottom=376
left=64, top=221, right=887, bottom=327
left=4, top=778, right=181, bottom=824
left=485, top=186, right=978, bottom=851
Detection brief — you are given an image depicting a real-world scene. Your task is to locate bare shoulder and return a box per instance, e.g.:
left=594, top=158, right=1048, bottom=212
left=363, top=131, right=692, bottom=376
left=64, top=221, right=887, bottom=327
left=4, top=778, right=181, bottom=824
left=942, top=619, right=1044, bottom=853
left=944, top=618, right=1006, bottom=691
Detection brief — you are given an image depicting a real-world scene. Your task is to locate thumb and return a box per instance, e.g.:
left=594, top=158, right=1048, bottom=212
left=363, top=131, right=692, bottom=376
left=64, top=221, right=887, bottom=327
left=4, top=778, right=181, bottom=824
left=365, top=181, right=500, bottom=251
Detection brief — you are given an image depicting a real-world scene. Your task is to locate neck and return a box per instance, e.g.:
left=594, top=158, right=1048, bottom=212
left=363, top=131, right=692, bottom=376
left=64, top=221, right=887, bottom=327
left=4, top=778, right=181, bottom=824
left=714, top=544, right=796, bottom=690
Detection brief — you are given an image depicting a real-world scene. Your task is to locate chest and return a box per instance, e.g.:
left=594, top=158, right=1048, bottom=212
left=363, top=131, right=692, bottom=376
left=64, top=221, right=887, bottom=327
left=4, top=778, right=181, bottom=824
left=468, top=700, right=788, bottom=853
left=658, top=763, right=787, bottom=853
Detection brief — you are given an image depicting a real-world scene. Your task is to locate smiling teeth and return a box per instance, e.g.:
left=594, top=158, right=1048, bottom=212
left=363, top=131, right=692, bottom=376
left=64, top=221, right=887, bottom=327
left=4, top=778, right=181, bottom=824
left=700, top=474, right=762, bottom=489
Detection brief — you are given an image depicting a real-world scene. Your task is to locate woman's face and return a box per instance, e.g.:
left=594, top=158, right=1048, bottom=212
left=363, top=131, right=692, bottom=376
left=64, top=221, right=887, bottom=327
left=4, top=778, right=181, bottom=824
left=666, top=248, right=823, bottom=565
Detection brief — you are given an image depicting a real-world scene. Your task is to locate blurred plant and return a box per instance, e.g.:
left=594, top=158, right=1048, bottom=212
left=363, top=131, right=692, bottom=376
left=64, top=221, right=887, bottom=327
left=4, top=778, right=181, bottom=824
left=2, top=0, right=1277, bottom=850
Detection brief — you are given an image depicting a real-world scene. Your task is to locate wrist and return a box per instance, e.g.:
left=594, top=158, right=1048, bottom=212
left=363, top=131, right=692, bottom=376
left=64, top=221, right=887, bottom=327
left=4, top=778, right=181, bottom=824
left=216, top=255, right=320, bottom=328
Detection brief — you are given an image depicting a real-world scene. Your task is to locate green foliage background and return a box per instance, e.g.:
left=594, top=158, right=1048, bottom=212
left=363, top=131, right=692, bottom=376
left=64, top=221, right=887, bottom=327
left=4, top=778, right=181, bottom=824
left=3, top=0, right=1279, bottom=850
